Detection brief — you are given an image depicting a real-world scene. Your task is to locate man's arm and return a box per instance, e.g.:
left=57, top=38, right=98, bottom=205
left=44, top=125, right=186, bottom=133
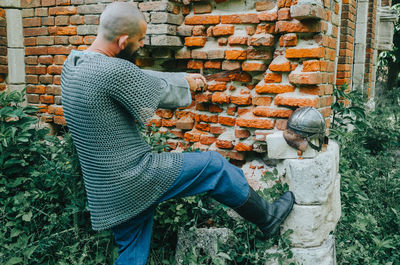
left=141, top=70, right=205, bottom=109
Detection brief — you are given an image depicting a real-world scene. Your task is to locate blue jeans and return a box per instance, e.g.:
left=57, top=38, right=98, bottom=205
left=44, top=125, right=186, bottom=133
left=111, top=151, right=250, bottom=265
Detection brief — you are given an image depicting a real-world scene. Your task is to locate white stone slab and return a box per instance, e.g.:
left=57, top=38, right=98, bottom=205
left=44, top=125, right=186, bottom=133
left=281, top=202, right=338, bottom=247
left=6, top=9, right=24, bottom=48
left=7, top=48, right=25, bottom=84
left=0, top=0, right=21, bottom=8
left=266, top=131, right=318, bottom=159
left=283, top=141, right=339, bottom=205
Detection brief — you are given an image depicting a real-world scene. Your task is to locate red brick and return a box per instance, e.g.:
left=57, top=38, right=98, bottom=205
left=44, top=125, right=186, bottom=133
left=256, top=84, right=295, bottom=94
left=279, top=33, right=297, bottom=47
left=212, top=92, right=230, bottom=104
left=242, top=61, right=267, bottom=71
left=187, top=60, right=203, bottom=70
left=218, top=116, right=236, bottom=126
left=218, top=38, right=228, bottom=46
left=285, top=47, right=325, bottom=58
left=54, top=55, right=66, bottom=65
left=216, top=139, right=233, bottom=149
left=256, top=0, right=276, bottom=11
left=69, top=35, right=83, bottom=45
left=185, top=15, right=220, bottom=25
left=56, top=0, right=71, bottom=5
left=55, top=16, right=69, bottom=26
left=195, top=93, right=211, bottom=103
left=49, top=26, right=77, bottom=36
left=192, top=25, right=206, bottom=36
left=26, top=75, right=39, bottom=84
left=25, top=56, right=38, bottom=65
left=222, top=61, right=241, bottom=70
left=48, top=6, right=77, bottom=15
left=275, top=93, right=318, bottom=107
left=156, top=109, right=173, bottom=118
left=235, top=128, right=251, bottom=139
left=83, top=36, right=96, bottom=45
left=70, top=15, right=84, bottom=25
left=303, top=60, right=321, bottom=72
left=253, top=107, right=293, bottom=118
left=48, top=105, right=64, bottom=115
left=278, top=8, right=291, bottom=20
left=36, top=36, right=54, bottom=45
left=299, top=85, right=324, bottom=96
left=23, top=17, right=41, bottom=27
left=289, top=72, right=322, bottom=85
left=212, top=25, right=235, bottom=36
left=275, top=20, right=321, bottom=33
left=252, top=96, right=273, bottom=106
left=237, top=115, right=275, bottom=129
left=184, top=129, right=207, bottom=142
left=249, top=35, right=274, bottom=46
left=278, top=0, right=297, bottom=8
left=226, top=106, right=237, bottom=115
left=231, top=94, right=251, bottom=105
left=258, top=11, right=278, bottom=21
left=246, top=26, right=256, bottom=35
left=194, top=3, right=212, bottom=14
left=39, top=95, right=54, bottom=104
left=195, top=122, right=210, bottom=132
left=24, top=27, right=48, bottom=37
left=204, top=61, right=221, bottom=69
left=276, top=119, right=288, bottom=130
left=264, top=72, right=282, bottom=83
left=231, top=72, right=252, bottom=82
left=42, top=0, right=55, bottom=6
left=225, top=50, right=246, bottom=60
left=228, top=36, right=248, bottom=45
left=185, top=36, right=207, bottom=47
left=200, top=134, right=217, bottom=145
left=269, top=56, right=291, bottom=72
left=26, top=85, right=46, bottom=94
left=221, top=14, right=259, bottom=24
left=24, top=37, right=37, bottom=46
left=246, top=49, right=273, bottom=60
left=195, top=113, right=218, bottom=123
left=25, top=46, right=48, bottom=55
left=207, top=82, right=227, bottom=91
left=234, top=142, right=253, bottom=151
left=53, top=115, right=66, bottom=126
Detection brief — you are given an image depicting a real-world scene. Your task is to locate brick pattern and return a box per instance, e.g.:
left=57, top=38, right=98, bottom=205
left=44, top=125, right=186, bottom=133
left=364, top=0, right=378, bottom=95
left=336, top=0, right=357, bottom=87
left=22, top=0, right=339, bottom=161
left=0, top=8, right=7, bottom=92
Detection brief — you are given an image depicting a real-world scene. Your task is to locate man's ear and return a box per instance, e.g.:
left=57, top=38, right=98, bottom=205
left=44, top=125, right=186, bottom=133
left=117, top=35, right=129, bottom=50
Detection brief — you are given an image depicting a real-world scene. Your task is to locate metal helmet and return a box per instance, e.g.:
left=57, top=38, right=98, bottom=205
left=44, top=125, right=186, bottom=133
left=287, top=107, right=326, bottom=151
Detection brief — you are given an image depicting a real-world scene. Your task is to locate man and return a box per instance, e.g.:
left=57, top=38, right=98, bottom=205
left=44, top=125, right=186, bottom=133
left=61, top=2, right=294, bottom=264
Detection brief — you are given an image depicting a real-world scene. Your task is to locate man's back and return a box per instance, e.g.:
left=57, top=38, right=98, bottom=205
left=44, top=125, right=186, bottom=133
left=61, top=50, right=183, bottom=231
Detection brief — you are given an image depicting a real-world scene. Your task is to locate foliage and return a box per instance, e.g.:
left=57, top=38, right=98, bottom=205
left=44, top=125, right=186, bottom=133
left=1, top=89, right=294, bottom=264
left=0, top=90, right=117, bottom=265
left=330, top=85, right=400, bottom=264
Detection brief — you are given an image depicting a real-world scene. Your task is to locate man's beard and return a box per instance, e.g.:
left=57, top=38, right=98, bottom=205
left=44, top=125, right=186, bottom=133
left=116, top=47, right=138, bottom=64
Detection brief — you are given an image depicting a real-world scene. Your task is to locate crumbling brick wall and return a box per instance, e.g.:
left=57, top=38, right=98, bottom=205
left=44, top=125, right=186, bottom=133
left=0, top=7, right=7, bottom=92
left=20, top=0, right=339, bottom=163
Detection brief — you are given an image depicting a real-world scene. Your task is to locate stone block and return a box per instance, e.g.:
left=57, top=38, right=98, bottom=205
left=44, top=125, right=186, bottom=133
left=177, top=25, right=194, bottom=36
left=151, top=35, right=182, bottom=46
left=0, top=0, right=21, bottom=7
left=281, top=174, right=340, bottom=248
left=150, top=12, right=183, bottom=25
left=282, top=141, right=339, bottom=204
left=6, top=9, right=24, bottom=48
left=290, top=4, right=325, bottom=20
left=264, top=235, right=336, bottom=265
left=266, top=131, right=318, bottom=159
left=7, top=48, right=26, bottom=84
left=146, top=24, right=177, bottom=35
left=77, top=25, right=98, bottom=35
left=175, top=227, right=234, bottom=265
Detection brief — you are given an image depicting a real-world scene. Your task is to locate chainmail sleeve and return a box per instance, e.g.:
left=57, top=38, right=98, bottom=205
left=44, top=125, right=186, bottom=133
left=107, top=61, right=163, bottom=126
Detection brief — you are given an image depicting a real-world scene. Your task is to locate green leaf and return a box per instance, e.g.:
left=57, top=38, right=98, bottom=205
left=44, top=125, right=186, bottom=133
left=6, top=257, right=23, bottom=265
left=22, top=211, right=33, bottom=222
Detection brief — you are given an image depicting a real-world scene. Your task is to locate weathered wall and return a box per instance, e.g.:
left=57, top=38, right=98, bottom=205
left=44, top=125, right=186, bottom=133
left=19, top=0, right=339, bottom=163
left=0, top=7, right=7, bottom=91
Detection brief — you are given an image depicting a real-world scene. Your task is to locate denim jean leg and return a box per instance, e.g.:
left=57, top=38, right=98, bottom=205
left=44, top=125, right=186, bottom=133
left=112, top=208, right=155, bottom=265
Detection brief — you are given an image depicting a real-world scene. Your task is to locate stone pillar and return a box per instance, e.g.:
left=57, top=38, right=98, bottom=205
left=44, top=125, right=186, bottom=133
left=266, top=132, right=341, bottom=264
left=0, top=0, right=26, bottom=102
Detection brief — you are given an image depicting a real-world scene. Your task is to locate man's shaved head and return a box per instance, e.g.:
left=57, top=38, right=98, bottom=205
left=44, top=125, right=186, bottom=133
left=99, top=2, right=145, bottom=41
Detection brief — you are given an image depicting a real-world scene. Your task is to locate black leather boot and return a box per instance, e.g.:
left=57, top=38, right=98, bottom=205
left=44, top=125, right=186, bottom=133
left=233, top=188, right=295, bottom=238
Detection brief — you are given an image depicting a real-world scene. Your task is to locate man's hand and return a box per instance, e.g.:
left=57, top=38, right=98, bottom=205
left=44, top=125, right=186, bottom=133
left=185, top=73, right=207, bottom=92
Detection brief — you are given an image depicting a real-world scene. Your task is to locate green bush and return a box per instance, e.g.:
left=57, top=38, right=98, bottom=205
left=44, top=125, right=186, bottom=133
left=331, top=85, right=400, bottom=264
left=0, top=90, right=116, bottom=265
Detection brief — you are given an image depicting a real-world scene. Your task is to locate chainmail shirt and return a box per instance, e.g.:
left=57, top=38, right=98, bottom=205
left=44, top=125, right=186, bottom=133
left=61, top=50, right=190, bottom=230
